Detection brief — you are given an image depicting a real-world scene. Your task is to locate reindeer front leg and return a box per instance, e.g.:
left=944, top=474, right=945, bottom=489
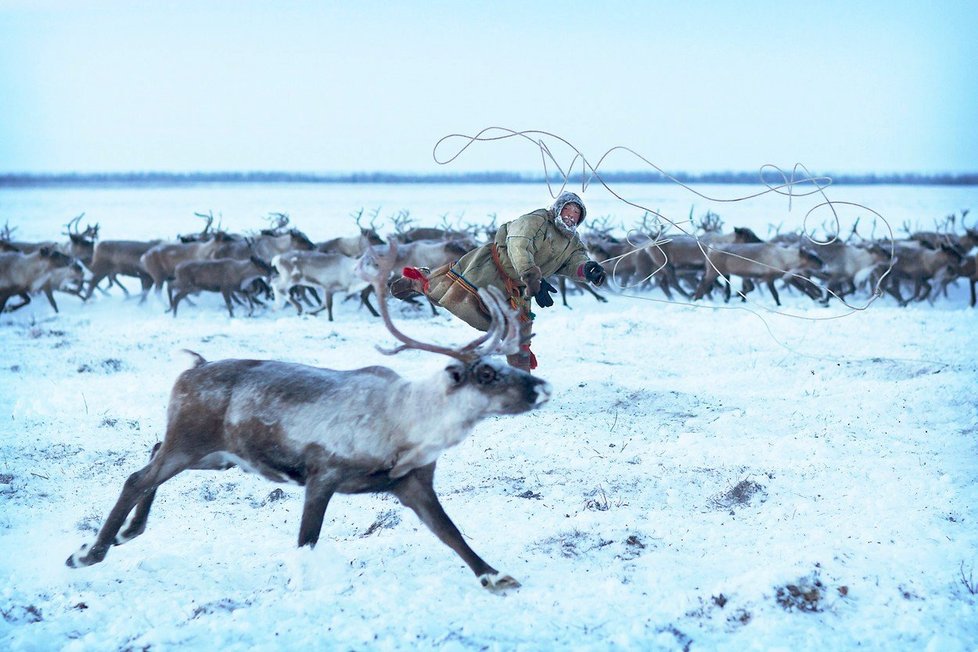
left=42, top=287, right=60, bottom=313
left=392, top=463, right=520, bottom=592
left=294, top=445, right=342, bottom=548
left=297, top=475, right=338, bottom=548
left=221, top=289, right=236, bottom=318
left=359, top=286, right=381, bottom=317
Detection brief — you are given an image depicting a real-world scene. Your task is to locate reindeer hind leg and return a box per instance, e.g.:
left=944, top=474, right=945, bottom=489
left=66, top=448, right=194, bottom=568
left=113, top=443, right=163, bottom=544
left=110, top=274, right=131, bottom=297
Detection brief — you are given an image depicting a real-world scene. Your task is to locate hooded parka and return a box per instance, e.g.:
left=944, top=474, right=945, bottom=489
left=429, top=200, right=589, bottom=325
left=392, top=192, right=595, bottom=370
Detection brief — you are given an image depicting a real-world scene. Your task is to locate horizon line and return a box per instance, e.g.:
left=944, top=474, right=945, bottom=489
left=2, top=170, right=978, bottom=187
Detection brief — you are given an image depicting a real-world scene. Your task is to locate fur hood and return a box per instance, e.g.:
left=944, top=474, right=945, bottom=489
left=550, top=191, right=587, bottom=223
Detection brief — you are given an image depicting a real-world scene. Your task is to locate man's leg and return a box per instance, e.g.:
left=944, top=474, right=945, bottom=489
left=505, top=311, right=535, bottom=372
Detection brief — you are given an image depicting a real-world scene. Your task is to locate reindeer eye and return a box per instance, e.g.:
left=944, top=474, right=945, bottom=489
left=474, top=364, right=498, bottom=385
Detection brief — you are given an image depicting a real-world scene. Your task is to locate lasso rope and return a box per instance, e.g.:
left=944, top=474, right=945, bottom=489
left=432, top=127, right=900, bottom=321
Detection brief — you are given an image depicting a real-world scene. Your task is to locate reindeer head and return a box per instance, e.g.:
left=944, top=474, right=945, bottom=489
left=798, top=246, right=825, bottom=270
left=64, top=213, right=99, bottom=246
left=248, top=256, right=276, bottom=277
left=733, top=227, right=763, bottom=243
left=359, top=243, right=551, bottom=416
left=287, top=228, right=315, bottom=250
left=38, top=246, right=74, bottom=268
left=939, top=242, right=965, bottom=267
left=356, top=207, right=386, bottom=246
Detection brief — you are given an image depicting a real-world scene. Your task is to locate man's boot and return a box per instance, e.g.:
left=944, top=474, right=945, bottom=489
left=506, top=344, right=536, bottom=372
left=389, top=267, right=430, bottom=300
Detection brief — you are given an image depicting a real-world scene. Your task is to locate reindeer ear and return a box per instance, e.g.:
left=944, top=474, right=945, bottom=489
left=446, top=363, right=466, bottom=388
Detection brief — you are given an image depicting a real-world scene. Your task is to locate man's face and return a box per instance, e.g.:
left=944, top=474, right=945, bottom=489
left=559, top=203, right=582, bottom=229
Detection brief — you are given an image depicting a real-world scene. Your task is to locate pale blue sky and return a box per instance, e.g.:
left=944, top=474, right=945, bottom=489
left=1, top=0, right=975, bottom=174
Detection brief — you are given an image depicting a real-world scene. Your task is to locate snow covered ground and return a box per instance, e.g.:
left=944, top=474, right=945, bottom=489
left=1, top=271, right=976, bottom=650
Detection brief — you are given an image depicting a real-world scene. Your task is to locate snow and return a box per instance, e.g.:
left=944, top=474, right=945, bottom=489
left=1, top=183, right=977, bottom=650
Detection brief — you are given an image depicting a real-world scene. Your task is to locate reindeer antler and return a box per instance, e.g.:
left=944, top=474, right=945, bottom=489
left=697, top=210, right=724, bottom=234
left=358, top=243, right=520, bottom=361
left=63, top=213, right=100, bottom=242
left=587, top=214, right=615, bottom=238
left=63, top=213, right=84, bottom=237
left=266, top=212, right=290, bottom=233
left=482, top=212, right=498, bottom=240
left=194, top=211, right=215, bottom=235
left=390, top=209, right=414, bottom=235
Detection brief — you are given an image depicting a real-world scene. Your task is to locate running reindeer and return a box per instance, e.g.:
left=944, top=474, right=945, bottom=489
left=66, top=243, right=551, bottom=592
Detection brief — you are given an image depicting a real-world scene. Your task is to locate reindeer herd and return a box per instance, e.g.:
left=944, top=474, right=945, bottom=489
left=583, top=209, right=978, bottom=308
left=2, top=206, right=977, bottom=320
left=0, top=210, right=478, bottom=319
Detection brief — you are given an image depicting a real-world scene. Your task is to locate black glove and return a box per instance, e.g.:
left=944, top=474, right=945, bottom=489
left=520, top=266, right=543, bottom=299
left=534, top=279, right=557, bottom=308
left=583, top=261, right=607, bottom=287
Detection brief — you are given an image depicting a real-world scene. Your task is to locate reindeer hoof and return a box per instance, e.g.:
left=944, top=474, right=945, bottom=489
left=66, top=544, right=92, bottom=568
left=479, top=572, right=521, bottom=592
left=66, top=543, right=104, bottom=568
left=113, top=529, right=140, bottom=546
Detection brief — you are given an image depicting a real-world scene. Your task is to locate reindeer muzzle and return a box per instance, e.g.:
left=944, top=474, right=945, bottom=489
left=527, top=377, right=552, bottom=408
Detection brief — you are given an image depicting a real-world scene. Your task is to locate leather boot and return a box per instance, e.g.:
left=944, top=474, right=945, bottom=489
left=506, top=343, right=536, bottom=372
left=389, top=275, right=424, bottom=300
left=506, top=352, right=532, bottom=372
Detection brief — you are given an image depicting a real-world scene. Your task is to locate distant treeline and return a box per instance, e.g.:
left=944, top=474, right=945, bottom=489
left=2, top=171, right=977, bottom=187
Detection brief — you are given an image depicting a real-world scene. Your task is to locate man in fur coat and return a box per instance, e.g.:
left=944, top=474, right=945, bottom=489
left=390, top=191, right=607, bottom=371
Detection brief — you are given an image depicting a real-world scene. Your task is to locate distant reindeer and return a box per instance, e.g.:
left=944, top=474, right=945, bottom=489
left=62, top=214, right=100, bottom=266
left=271, top=250, right=378, bottom=320
left=67, top=243, right=551, bottom=592
left=692, top=243, right=825, bottom=305
left=391, top=209, right=477, bottom=248
left=810, top=240, right=890, bottom=304
left=0, top=247, right=85, bottom=313
left=316, top=208, right=386, bottom=257
left=84, top=239, right=161, bottom=300
left=583, top=231, right=668, bottom=297
left=0, top=222, right=58, bottom=254
left=960, top=252, right=978, bottom=307
left=870, top=241, right=964, bottom=305
left=212, top=229, right=315, bottom=262
left=139, top=233, right=231, bottom=297
left=169, top=256, right=275, bottom=317
left=0, top=216, right=96, bottom=309
left=658, top=227, right=765, bottom=297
